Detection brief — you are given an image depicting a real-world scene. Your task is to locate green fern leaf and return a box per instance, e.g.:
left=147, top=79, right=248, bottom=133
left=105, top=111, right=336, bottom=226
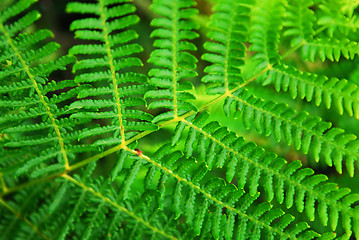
left=224, top=88, right=359, bottom=175
left=250, top=0, right=285, bottom=66
left=67, top=0, right=156, bottom=146
left=284, top=0, right=315, bottom=46
left=2, top=0, right=359, bottom=239
left=201, top=0, right=249, bottom=94
left=261, top=64, right=359, bottom=118
left=0, top=0, right=76, bottom=176
left=132, top=143, right=325, bottom=239
left=146, top=0, right=199, bottom=121
left=301, top=38, right=359, bottom=62
left=318, top=0, right=359, bottom=37
left=170, top=112, right=359, bottom=235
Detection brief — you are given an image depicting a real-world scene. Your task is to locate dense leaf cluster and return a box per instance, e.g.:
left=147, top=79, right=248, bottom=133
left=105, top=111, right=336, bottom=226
left=1, top=0, right=359, bottom=239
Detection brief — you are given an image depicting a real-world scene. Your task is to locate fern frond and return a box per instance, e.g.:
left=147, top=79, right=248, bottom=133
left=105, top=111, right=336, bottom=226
left=339, top=0, right=359, bottom=18
left=225, top=88, right=359, bottom=176
left=146, top=0, right=199, bottom=122
left=122, top=144, right=324, bottom=239
left=0, top=186, right=51, bottom=240
left=2, top=0, right=359, bottom=238
left=201, top=0, right=249, bottom=94
left=62, top=174, right=180, bottom=240
left=249, top=0, right=285, bottom=67
left=170, top=112, right=359, bottom=236
left=283, top=0, right=315, bottom=46
left=0, top=166, right=180, bottom=240
left=260, top=64, right=359, bottom=118
left=301, top=38, right=359, bottom=62
left=284, top=0, right=359, bottom=62
left=67, top=0, right=156, bottom=146
left=318, top=0, right=359, bottom=37
left=0, top=0, right=76, bottom=176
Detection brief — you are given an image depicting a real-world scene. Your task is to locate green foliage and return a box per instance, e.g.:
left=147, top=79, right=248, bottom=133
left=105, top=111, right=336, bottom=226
left=1, top=0, right=359, bottom=239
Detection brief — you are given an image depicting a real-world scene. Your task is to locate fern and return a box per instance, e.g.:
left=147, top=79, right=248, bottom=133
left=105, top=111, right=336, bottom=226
left=67, top=0, right=157, bottom=147
left=1, top=0, right=359, bottom=239
left=146, top=0, right=199, bottom=122
left=260, top=65, right=359, bottom=118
